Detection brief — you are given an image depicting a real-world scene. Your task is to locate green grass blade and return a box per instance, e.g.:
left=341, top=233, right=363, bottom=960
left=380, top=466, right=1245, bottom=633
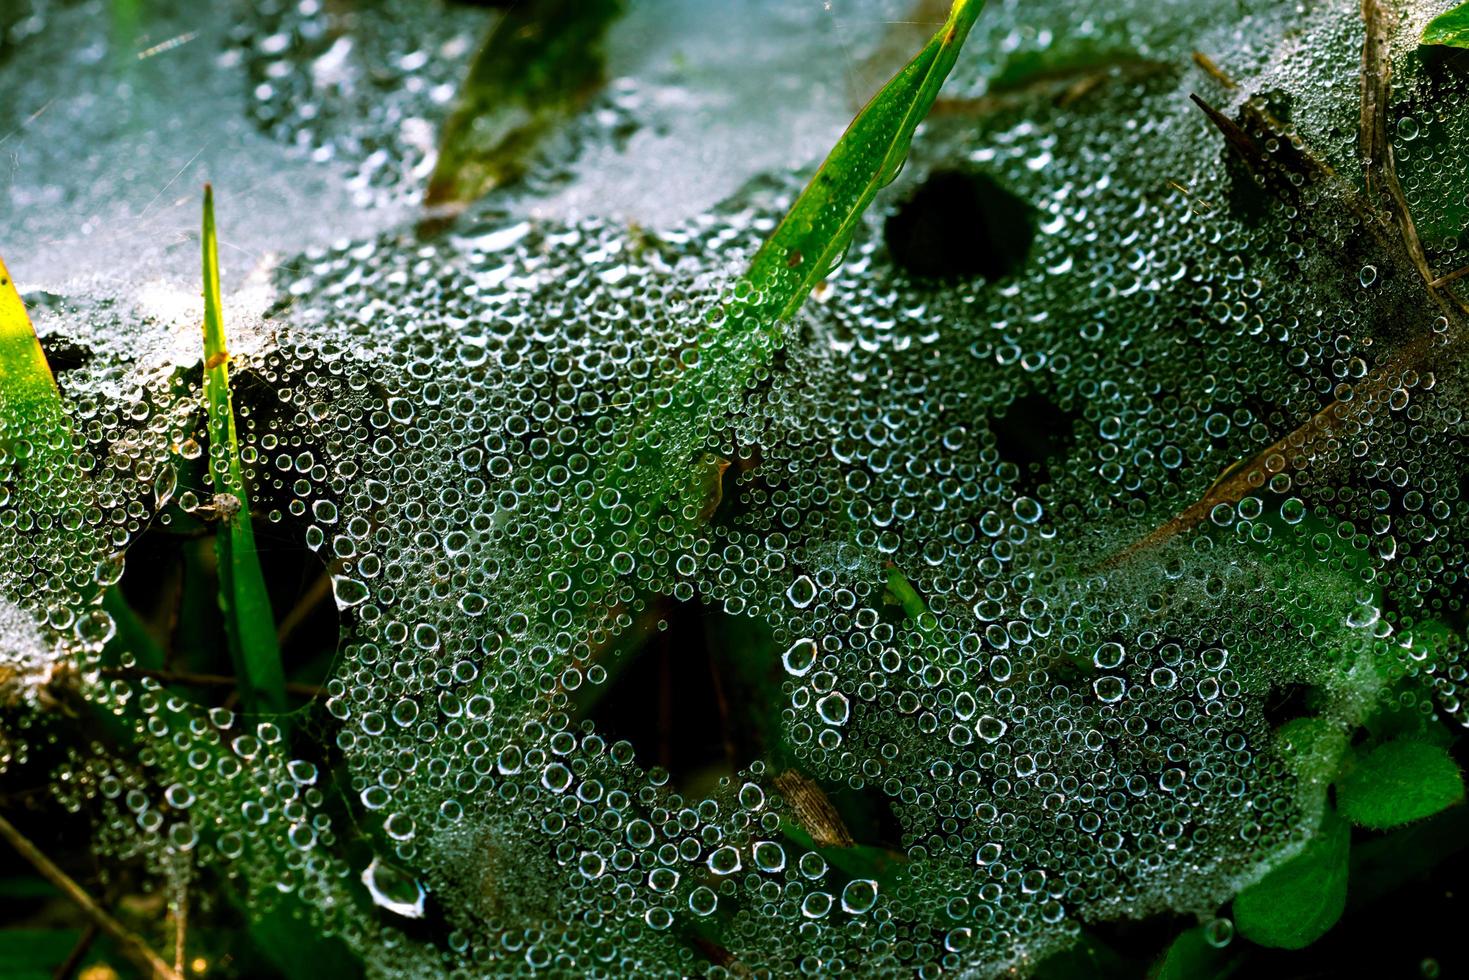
left=739, top=0, right=984, bottom=322
left=201, top=185, right=286, bottom=716
left=0, top=258, right=61, bottom=427
left=626, top=0, right=983, bottom=484
left=423, top=0, right=626, bottom=220
left=0, top=256, right=99, bottom=602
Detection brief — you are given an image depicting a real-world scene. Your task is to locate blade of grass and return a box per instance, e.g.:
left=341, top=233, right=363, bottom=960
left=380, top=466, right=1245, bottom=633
left=738, top=0, right=984, bottom=323
left=608, top=0, right=986, bottom=505
left=0, top=257, right=60, bottom=425
left=0, top=256, right=70, bottom=488
left=422, top=0, right=626, bottom=228
left=0, top=814, right=183, bottom=980
left=201, top=185, right=286, bottom=716
left=0, top=255, right=106, bottom=616
left=535, top=0, right=987, bottom=720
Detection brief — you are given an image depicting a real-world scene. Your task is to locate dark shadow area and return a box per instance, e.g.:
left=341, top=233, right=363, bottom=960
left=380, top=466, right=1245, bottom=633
left=581, top=598, right=784, bottom=794
left=990, top=390, right=1077, bottom=497
left=884, top=168, right=1035, bottom=281
left=113, top=365, right=342, bottom=711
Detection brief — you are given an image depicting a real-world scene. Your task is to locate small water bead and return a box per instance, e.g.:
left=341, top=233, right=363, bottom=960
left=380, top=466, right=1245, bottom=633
left=688, top=886, right=718, bottom=916
left=707, top=845, right=741, bottom=874
left=801, top=891, right=834, bottom=918
left=841, top=879, right=879, bottom=914
left=1093, top=641, right=1125, bottom=669
left=360, top=857, right=426, bottom=919
left=383, top=813, right=415, bottom=841
left=1093, top=676, right=1126, bottom=703
left=787, top=574, right=817, bottom=609
left=578, top=852, right=606, bottom=878
left=1012, top=496, right=1043, bottom=524
left=798, top=851, right=827, bottom=880
left=752, top=840, right=786, bottom=872
left=738, top=781, right=765, bottom=809
left=783, top=637, right=818, bottom=676
left=626, top=819, right=655, bottom=848
left=816, top=692, right=850, bottom=726
left=331, top=575, right=369, bottom=608
left=976, top=715, right=1008, bottom=742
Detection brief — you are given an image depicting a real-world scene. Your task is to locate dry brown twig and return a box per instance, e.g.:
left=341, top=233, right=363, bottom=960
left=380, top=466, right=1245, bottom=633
left=773, top=769, right=856, bottom=848
left=100, top=666, right=323, bottom=699
left=1103, top=5, right=1469, bottom=566
left=0, top=813, right=183, bottom=980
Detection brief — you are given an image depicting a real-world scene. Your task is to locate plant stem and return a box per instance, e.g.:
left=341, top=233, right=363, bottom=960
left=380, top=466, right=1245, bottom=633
left=52, top=922, right=98, bottom=980
left=0, top=813, right=183, bottom=980
left=99, top=666, right=322, bottom=699
left=200, top=185, right=287, bottom=715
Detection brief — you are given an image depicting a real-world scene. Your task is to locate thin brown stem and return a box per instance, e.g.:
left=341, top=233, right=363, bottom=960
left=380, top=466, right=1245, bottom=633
left=1431, top=265, right=1469, bottom=289
left=275, top=566, right=335, bottom=648
left=1104, top=21, right=1469, bottom=566
left=1192, top=50, right=1237, bottom=88
left=100, top=666, right=322, bottom=699
left=0, top=813, right=182, bottom=980
left=1360, top=0, right=1435, bottom=289
left=52, top=922, right=99, bottom=980
left=171, top=873, right=188, bottom=977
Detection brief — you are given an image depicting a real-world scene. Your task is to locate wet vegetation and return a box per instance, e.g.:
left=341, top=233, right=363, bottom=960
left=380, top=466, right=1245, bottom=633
left=3, top=0, right=1469, bottom=977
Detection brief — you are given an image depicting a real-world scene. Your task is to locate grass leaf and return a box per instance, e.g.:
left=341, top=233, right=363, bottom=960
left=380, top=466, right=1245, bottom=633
left=0, top=257, right=61, bottom=430
left=201, top=185, right=286, bottom=715
left=1337, top=737, right=1464, bottom=829
left=1232, top=809, right=1349, bottom=949
left=423, top=0, right=626, bottom=219
left=740, top=0, right=985, bottom=322
left=0, top=256, right=72, bottom=494
left=610, top=0, right=986, bottom=511
left=1422, top=2, right=1469, bottom=48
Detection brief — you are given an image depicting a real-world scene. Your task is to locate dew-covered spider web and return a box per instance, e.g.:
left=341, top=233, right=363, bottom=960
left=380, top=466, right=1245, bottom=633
left=3, top=0, right=1469, bottom=976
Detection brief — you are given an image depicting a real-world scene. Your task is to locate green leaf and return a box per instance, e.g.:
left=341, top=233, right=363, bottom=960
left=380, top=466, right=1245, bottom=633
left=0, top=928, right=92, bottom=980
left=244, top=900, right=364, bottom=980
left=539, top=0, right=988, bottom=639
left=1422, top=3, right=1469, bottom=48
left=0, top=255, right=98, bottom=607
left=1149, top=925, right=1241, bottom=980
left=1232, top=810, right=1349, bottom=949
left=740, top=0, right=984, bottom=323
left=780, top=822, right=907, bottom=886
left=101, top=586, right=165, bottom=670
left=424, top=0, right=626, bottom=218
left=1349, top=805, right=1469, bottom=909
left=1031, top=931, right=1130, bottom=980
left=201, top=185, right=286, bottom=716
left=1337, top=738, right=1464, bottom=830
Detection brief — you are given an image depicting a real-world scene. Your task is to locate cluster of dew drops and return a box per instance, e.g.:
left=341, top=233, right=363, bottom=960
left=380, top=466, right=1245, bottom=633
left=5, top=0, right=1469, bottom=977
